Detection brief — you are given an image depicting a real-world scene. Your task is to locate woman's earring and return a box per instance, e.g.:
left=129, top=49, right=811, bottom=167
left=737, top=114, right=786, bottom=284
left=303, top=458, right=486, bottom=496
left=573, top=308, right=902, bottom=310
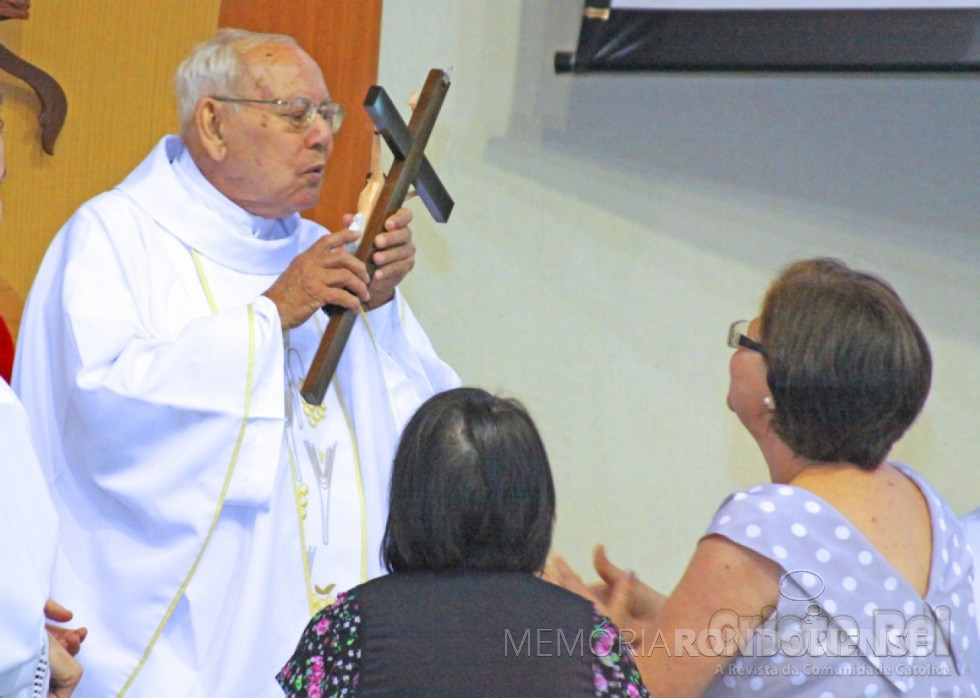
left=763, top=396, right=775, bottom=411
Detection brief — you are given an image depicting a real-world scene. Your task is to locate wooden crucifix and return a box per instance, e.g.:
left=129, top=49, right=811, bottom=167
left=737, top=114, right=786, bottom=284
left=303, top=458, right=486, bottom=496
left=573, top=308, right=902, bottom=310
left=301, top=68, right=454, bottom=405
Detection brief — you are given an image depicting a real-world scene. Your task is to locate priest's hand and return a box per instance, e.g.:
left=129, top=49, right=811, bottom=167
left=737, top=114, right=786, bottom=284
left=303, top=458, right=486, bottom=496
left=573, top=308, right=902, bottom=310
left=263, top=229, right=370, bottom=330
left=344, top=206, right=416, bottom=310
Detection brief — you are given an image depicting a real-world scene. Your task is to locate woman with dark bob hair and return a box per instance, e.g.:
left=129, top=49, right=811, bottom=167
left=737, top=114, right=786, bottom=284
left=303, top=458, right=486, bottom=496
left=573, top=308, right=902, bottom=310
left=551, top=258, right=979, bottom=696
left=278, top=387, right=650, bottom=697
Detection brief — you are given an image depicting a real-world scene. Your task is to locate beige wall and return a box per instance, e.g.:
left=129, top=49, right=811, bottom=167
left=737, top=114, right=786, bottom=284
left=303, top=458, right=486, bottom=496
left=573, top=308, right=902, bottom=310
left=0, top=1, right=221, bottom=332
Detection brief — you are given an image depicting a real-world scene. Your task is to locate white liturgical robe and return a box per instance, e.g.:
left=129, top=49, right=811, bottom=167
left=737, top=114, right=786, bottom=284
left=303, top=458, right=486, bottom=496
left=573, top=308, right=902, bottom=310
left=13, top=136, right=459, bottom=697
left=0, top=380, right=58, bottom=698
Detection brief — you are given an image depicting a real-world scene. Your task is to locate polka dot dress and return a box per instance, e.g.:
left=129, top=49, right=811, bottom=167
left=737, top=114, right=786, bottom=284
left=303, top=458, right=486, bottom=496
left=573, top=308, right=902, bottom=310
left=700, top=463, right=979, bottom=697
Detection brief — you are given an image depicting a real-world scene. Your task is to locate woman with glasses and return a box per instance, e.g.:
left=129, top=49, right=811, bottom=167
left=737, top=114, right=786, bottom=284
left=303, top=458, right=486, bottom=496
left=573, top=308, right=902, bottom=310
left=550, top=257, right=978, bottom=696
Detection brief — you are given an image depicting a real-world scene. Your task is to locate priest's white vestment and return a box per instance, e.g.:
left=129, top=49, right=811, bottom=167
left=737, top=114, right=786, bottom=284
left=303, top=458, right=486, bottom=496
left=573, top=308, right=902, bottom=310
left=0, top=380, right=58, bottom=698
left=13, top=136, right=460, bottom=697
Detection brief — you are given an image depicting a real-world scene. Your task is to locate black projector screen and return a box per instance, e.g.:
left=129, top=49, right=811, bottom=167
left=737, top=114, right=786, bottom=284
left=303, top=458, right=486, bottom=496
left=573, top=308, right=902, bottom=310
left=555, top=1, right=980, bottom=73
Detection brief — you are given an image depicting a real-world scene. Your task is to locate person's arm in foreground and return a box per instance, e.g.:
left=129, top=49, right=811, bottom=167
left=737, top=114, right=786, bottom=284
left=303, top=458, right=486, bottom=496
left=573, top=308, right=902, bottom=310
left=549, top=537, right=780, bottom=696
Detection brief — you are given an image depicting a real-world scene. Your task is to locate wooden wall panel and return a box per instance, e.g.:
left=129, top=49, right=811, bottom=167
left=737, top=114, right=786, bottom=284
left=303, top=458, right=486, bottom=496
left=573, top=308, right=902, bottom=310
left=0, top=1, right=222, bottom=334
left=218, top=0, right=383, bottom=233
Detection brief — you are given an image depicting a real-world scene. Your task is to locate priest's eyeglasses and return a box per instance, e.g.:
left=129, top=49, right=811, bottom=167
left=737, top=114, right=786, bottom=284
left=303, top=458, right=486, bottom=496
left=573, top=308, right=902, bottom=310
left=212, top=96, right=345, bottom=133
left=728, top=320, right=765, bottom=355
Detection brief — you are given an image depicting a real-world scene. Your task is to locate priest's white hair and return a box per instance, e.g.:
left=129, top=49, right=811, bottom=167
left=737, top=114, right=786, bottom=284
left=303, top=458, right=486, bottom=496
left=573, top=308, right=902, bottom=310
left=174, top=28, right=299, bottom=137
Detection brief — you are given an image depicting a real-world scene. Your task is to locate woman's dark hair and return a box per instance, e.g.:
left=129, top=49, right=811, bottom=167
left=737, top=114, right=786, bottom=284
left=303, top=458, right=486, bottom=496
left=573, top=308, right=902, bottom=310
left=761, top=257, right=931, bottom=470
left=381, top=387, right=556, bottom=574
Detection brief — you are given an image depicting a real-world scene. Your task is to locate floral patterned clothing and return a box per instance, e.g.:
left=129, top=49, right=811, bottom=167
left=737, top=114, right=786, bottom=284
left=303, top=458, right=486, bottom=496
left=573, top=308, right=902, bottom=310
left=279, top=591, right=360, bottom=697
left=278, top=573, right=650, bottom=697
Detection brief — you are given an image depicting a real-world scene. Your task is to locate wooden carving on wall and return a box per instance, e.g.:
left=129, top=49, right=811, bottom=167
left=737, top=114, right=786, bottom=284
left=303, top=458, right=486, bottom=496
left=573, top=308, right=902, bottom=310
left=0, top=0, right=67, bottom=154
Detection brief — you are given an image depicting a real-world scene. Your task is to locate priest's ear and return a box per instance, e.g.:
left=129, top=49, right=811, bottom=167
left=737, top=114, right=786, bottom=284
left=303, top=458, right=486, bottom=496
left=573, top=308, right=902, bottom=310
left=193, top=97, right=230, bottom=161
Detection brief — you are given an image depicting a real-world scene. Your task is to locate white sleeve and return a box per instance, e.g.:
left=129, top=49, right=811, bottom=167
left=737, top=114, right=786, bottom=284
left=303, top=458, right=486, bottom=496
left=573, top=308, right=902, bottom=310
left=16, top=203, right=286, bottom=520
left=363, top=289, right=461, bottom=397
left=0, top=383, right=57, bottom=698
